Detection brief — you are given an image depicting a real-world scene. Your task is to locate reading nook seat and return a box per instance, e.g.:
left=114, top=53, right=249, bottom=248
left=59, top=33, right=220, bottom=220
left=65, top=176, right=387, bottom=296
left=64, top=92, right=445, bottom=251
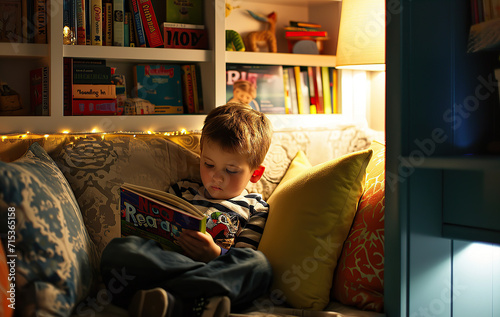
left=0, top=124, right=385, bottom=317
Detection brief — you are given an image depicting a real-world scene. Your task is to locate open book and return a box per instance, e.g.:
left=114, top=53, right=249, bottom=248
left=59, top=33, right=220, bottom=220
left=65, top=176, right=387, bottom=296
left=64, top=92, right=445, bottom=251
left=120, top=183, right=206, bottom=253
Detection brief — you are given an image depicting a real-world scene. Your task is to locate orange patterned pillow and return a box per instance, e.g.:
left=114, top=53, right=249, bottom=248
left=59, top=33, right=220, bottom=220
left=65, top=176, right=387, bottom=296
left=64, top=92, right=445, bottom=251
left=0, top=242, right=14, bottom=317
left=331, top=141, right=385, bottom=312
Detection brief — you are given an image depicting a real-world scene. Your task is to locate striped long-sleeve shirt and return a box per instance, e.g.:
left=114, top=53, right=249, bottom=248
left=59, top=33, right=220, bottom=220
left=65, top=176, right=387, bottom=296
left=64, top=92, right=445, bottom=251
left=169, top=180, right=269, bottom=251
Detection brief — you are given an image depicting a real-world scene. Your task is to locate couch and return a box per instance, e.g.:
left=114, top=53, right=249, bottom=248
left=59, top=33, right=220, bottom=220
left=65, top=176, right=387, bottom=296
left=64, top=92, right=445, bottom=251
left=0, top=124, right=385, bottom=317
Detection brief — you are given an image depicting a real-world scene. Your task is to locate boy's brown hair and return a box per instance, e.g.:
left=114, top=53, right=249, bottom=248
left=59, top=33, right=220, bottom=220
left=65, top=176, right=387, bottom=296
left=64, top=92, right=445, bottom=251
left=200, top=103, right=273, bottom=169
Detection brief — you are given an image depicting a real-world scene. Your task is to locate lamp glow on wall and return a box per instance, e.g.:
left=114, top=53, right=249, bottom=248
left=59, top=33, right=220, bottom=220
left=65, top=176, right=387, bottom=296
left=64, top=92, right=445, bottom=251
left=336, top=0, right=386, bottom=71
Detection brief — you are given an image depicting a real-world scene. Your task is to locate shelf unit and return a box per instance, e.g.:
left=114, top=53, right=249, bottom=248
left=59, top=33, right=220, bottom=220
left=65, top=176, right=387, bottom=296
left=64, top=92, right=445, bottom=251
left=386, top=0, right=500, bottom=316
left=0, top=0, right=345, bottom=134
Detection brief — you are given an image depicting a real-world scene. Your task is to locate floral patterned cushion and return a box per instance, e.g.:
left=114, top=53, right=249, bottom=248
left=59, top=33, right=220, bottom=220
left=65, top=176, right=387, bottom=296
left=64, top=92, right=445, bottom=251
left=331, top=141, right=385, bottom=312
left=0, top=142, right=99, bottom=316
left=53, top=135, right=202, bottom=255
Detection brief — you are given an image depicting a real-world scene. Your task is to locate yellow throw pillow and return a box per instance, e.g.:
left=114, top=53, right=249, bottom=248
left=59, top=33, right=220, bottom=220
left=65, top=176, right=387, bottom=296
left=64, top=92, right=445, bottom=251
left=279, top=150, right=312, bottom=185
left=258, top=149, right=373, bottom=310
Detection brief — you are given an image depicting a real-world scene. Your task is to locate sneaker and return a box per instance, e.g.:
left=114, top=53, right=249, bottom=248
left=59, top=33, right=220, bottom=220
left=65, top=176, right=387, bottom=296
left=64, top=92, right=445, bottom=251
left=191, top=296, right=230, bottom=317
left=129, top=287, right=173, bottom=317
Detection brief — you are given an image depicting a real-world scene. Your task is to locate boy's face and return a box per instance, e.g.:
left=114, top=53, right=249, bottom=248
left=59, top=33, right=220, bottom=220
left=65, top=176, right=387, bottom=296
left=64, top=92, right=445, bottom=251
left=200, top=141, right=257, bottom=200
left=233, top=88, right=254, bottom=105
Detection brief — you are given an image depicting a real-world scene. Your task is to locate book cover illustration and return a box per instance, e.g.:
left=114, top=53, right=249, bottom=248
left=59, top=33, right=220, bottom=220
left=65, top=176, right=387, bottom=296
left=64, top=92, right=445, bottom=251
left=133, top=64, right=184, bottom=111
left=166, top=0, right=203, bottom=25
left=120, top=183, right=206, bottom=253
left=0, top=0, right=22, bottom=43
left=226, top=64, right=285, bottom=114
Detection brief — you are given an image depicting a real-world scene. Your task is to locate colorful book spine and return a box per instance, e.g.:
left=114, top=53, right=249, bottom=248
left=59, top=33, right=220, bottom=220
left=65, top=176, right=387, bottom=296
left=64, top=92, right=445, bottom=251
left=293, top=66, right=305, bottom=114
left=72, top=99, right=118, bottom=115
left=289, top=21, right=321, bottom=28
left=129, top=0, right=146, bottom=47
left=191, top=64, right=203, bottom=113
left=282, top=66, right=291, bottom=114
left=64, top=58, right=73, bottom=115
left=321, top=67, right=332, bottom=114
left=307, top=66, right=317, bottom=114
left=312, top=66, right=324, bottom=114
left=138, top=0, right=163, bottom=47
left=34, top=0, right=47, bottom=43
left=30, top=66, right=49, bottom=115
left=103, top=0, right=113, bottom=45
left=124, top=11, right=131, bottom=46
left=76, top=0, right=86, bottom=44
left=90, top=0, right=102, bottom=45
left=73, top=84, right=117, bottom=99
left=331, top=68, right=338, bottom=114
left=113, top=0, right=125, bottom=46
left=285, top=31, right=328, bottom=38
left=181, top=65, right=195, bottom=114
left=286, top=67, right=298, bottom=114
left=163, top=23, right=208, bottom=49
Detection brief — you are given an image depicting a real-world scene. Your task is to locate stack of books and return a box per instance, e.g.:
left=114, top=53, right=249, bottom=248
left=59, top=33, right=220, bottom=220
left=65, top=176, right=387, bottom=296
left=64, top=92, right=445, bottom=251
left=285, top=21, right=328, bottom=54
left=64, top=58, right=119, bottom=115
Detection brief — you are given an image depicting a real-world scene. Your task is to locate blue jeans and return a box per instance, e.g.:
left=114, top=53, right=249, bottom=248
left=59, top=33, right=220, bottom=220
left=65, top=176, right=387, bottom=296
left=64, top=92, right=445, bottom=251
left=100, top=236, right=273, bottom=311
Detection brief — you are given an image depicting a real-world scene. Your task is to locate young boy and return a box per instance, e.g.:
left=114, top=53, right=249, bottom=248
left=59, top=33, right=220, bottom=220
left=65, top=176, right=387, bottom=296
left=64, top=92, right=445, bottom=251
left=100, top=103, right=274, bottom=317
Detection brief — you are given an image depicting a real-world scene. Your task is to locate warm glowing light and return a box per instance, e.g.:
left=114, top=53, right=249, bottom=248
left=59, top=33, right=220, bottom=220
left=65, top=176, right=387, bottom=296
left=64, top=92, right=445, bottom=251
left=62, top=130, right=70, bottom=134
left=147, top=131, right=152, bottom=134
left=44, top=134, right=49, bottom=138
left=180, top=129, right=187, bottom=134
left=1, top=136, right=6, bottom=141
left=91, top=128, right=98, bottom=133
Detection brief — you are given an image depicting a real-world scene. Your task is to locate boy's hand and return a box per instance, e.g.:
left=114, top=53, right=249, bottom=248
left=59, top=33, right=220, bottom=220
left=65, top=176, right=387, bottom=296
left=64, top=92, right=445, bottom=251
left=177, top=230, right=221, bottom=263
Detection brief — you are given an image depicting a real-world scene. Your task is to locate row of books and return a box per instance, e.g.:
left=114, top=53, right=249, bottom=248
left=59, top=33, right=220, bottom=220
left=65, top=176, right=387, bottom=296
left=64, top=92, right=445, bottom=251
left=471, top=0, right=500, bottom=24
left=225, top=64, right=339, bottom=115
left=63, top=0, right=206, bottom=49
left=63, top=58, right=203, bottom=115
left=0, top=0, right=47, bottom=43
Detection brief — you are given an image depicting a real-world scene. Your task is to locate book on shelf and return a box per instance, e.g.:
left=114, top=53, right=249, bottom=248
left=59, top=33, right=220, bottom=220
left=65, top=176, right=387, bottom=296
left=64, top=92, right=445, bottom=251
left=73, top=84, right=117, bottom=99
left=129, top=0, right=146, bottom=47
left=90, top=0, right=102, bottom=45
left=181, top=64, right=196, bottom=113
left=0, top=0, right=22, bottom=43
left=34, top=0, right=47, bottom=43
left=163, top=22, right=208, bottom=49
left=113, top=0, right=124, bottom=46
left=166, top=0, right=204, bottom=25
left=285, top=31, right=328, bottom=38
left=123, top=98, right=156, bottom=114
left=72, top=99, right=119, bottom=115
left=124, top=11, right=131, bottom=46
left=289, top=20, right=321, bottom=29
left=284, top=67, right=298, bottom=114
left=282, top=67, right=292, bottom=114
left=133, top=64, right=184, bottom=113
left=191, top=63, right=203, bottom=113
left=321, top=67, right=332, bottom=114
left=120, top=183, right=207, bottom=253
left=293, top=66, right=310, bottom=114
left=30, top=66, right=49, bottom=116
left=103, top=0, right=113, bottom=45
left=76, top=0, right=86, bottom=44
left=226, top=64, right=286, bottom=114
left=310, top=66, right=324, bottom=114
left=138, top=0, right=163, bottom=48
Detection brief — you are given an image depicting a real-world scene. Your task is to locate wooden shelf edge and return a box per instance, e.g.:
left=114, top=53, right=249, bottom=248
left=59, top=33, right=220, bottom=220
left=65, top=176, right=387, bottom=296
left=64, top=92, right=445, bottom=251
left=0, top=43, right=49, bottom=58
left=63, top=45, right=212, bottom=63
left=226, top=51, right=336, bottom=67
left=402, top=155, right=500, bottom=170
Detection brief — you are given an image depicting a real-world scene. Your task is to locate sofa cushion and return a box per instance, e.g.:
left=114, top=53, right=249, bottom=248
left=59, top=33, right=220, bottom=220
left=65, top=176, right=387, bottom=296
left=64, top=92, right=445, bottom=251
left=0, top=242, right=13, bottom=317
left=53, top=135, right=202, bottom=255
left=258, top=149, right=372, bottom=310
left=332, top=141, right=385, bottom=312
left=0, top=142, right=99, bottom=316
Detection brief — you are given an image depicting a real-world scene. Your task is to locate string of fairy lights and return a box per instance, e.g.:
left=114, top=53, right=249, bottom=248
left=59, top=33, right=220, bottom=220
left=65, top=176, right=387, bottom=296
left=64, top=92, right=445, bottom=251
left=0, top=129, right=191, bottom=141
